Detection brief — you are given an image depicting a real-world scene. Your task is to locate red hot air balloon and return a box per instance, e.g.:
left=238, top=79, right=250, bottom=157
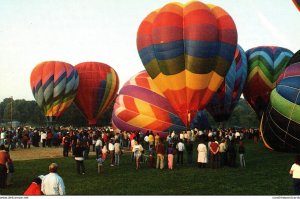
left=74, top=62, right=119, bottom=125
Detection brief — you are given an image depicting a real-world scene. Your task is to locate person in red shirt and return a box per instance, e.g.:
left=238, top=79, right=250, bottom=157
left=0, top=144, right=9, bottom=188
left=24, top=176, right=43, bottom=195
left=209, top=138, right=220, bottom=169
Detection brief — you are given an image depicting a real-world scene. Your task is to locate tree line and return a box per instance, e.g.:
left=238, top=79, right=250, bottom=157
left=0, top=97, right=259, bottom=128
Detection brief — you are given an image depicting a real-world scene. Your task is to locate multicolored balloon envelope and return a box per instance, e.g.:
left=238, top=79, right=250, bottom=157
left=260, top=60, right=300, bottom=153
left=74, top=62, right=119, bottom=125
left=112, top=71, right=186, bottom=135
left=243, top=46, right=293, bottom=118
left=136, top=1, right=237, bottom=126
left=206, top=45, right=248, bottom=122
left=30, top=61, right=79, bottom=122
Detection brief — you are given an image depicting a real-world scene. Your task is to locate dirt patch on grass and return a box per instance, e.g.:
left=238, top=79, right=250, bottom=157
left=9, top=147, right=65, bottom=161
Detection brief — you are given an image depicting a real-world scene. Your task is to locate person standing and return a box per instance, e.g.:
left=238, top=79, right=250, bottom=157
left=96, top=153, right=104, bottom=174
left=197, top=140, right=207, bottom=168
left=41, top=163, right=65, bottom=195
left=108, top=139, right=115, bottom=166
left=40, top=131, right=47, bottom=148
left=176, top=139, right=185, bottom=165
left=114, top=139, right=121, bottom=166
left=238, top=141, right=246, bottom=168
left=132, top=140, right=143, bottom=170
left=209, top=140, right=220, bottom=169
left=62, top=134, right=70, bottom=157
left=95, top=136, right=102, bottom=159
left=0, top=144, right=9, bottom=188
left=167, top=144, right=174, bottom=170
left=156, top=139, right=165, bottom=169
left=74, top=142, right=85, bottom=175
left=290, top=155, right=300, bottom=195
left=186, top=139, right=193, bottom=165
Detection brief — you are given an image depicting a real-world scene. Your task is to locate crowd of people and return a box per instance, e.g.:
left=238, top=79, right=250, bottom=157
left=0, top=125, right=262, bottom=195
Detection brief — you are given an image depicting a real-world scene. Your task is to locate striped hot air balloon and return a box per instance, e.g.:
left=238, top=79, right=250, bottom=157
left=137, top=1, right=237, bottom=127
left=30, top=61, right=79, bottom=122
left=74, top=62, right=119, bottom=125
left=260, top=58, right=300, bottom=153
left=112, top=71, right=186, bottom=136
left=206, top=45, right=248, bottom=122
left=243, top=46, right=293, bottom=118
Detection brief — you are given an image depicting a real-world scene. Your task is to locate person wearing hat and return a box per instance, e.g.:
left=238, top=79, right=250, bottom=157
left=41, top=163, right=65, bottom=195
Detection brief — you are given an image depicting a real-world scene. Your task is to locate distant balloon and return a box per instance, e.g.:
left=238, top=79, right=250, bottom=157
left=190, top=110, right=211, bottom=131
left=206, top=45, right=248, bottom=122
left=260, top=60, right=300, bottom=153
left=137, top=1, right=237, bottom=126
left=30, top=61, right=79, bottom=122
left=74, top=62, right=119, bottom=125
left=243, top=46, right=293, bottom=118
left=112, top=71, right=186, bottom=135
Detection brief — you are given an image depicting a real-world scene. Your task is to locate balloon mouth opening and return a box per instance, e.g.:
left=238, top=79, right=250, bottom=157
left=88, top=119, right=97, bottom=125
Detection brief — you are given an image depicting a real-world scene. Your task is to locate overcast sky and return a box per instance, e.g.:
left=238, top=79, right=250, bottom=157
left=0, top=0, right=299, bottom=102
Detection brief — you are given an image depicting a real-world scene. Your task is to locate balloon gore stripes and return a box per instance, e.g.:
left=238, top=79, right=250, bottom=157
left=74, top=62, right=119, bottom=125
left=137, top=1, right=237, bottom=126
left=30, top=61, right=79, bottom=122
left=206, top=45, right=248, bottom=122
left=260, top=60, right=300, bottom=153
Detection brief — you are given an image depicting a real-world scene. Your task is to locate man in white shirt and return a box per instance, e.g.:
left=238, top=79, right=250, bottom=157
left=41, top=163, right=65, bottom=195
left=95, top=137, right=102, bottom=159
left=40, top=131, right=47, bottom=148
left=176, top=139, right=185, bottom=165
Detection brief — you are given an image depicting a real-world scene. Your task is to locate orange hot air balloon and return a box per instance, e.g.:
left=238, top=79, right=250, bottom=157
left=137, top=1, right=237, bottom=126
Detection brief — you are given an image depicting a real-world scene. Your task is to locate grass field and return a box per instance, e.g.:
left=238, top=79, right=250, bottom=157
left=1, top=139, right=296, bottom=195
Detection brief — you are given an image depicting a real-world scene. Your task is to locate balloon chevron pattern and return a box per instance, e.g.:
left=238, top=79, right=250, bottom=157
left=243, top=46, right=293, bottom=117
left=137, top=1, right=237, bottom=126
left=112, top=71, right=186, bottom=135
left=30, top=61, right=79, bottom=122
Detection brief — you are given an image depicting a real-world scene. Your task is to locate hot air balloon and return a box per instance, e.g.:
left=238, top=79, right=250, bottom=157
left=260, top=59, right=300, bottom=152
left=74, top=62, right=119, bottom=125
left=30, top=61, right=79, bottom=122
left=112, top=71, right=186, bottom=136
left=136, top=1, right=237, bottom=127
left=190, top=110, right=211, bottom=131
left=243, top=46, right=293, bottom=118
left=206, top=45, right=248, bottom=122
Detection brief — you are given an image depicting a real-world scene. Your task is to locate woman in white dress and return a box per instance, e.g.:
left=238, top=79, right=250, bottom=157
left=197, top=140, right=207, bottom=168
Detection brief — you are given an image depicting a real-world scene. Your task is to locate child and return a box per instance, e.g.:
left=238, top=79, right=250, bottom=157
left=238, top=141, right=246, bottom=168
left=102, top=145, right=107, bottom=161
left=148, top=145, right=155, bottom=168
left=96, top=152, right=105, bottom=174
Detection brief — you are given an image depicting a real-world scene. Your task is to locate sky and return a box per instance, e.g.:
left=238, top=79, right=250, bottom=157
left=0, top=0, right=299, bottom=102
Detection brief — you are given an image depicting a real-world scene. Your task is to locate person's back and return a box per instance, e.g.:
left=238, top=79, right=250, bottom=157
left=41, top=163, right=65, bottom=195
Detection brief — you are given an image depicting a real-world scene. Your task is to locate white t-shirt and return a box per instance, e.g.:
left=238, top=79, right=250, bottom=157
left=176, top=142, right=185, bottom=151
left=291, top=163, right=300, bottom=179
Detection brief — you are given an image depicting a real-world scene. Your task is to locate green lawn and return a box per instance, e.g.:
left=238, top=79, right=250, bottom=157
left=1, top=139, right=296, bottom=195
